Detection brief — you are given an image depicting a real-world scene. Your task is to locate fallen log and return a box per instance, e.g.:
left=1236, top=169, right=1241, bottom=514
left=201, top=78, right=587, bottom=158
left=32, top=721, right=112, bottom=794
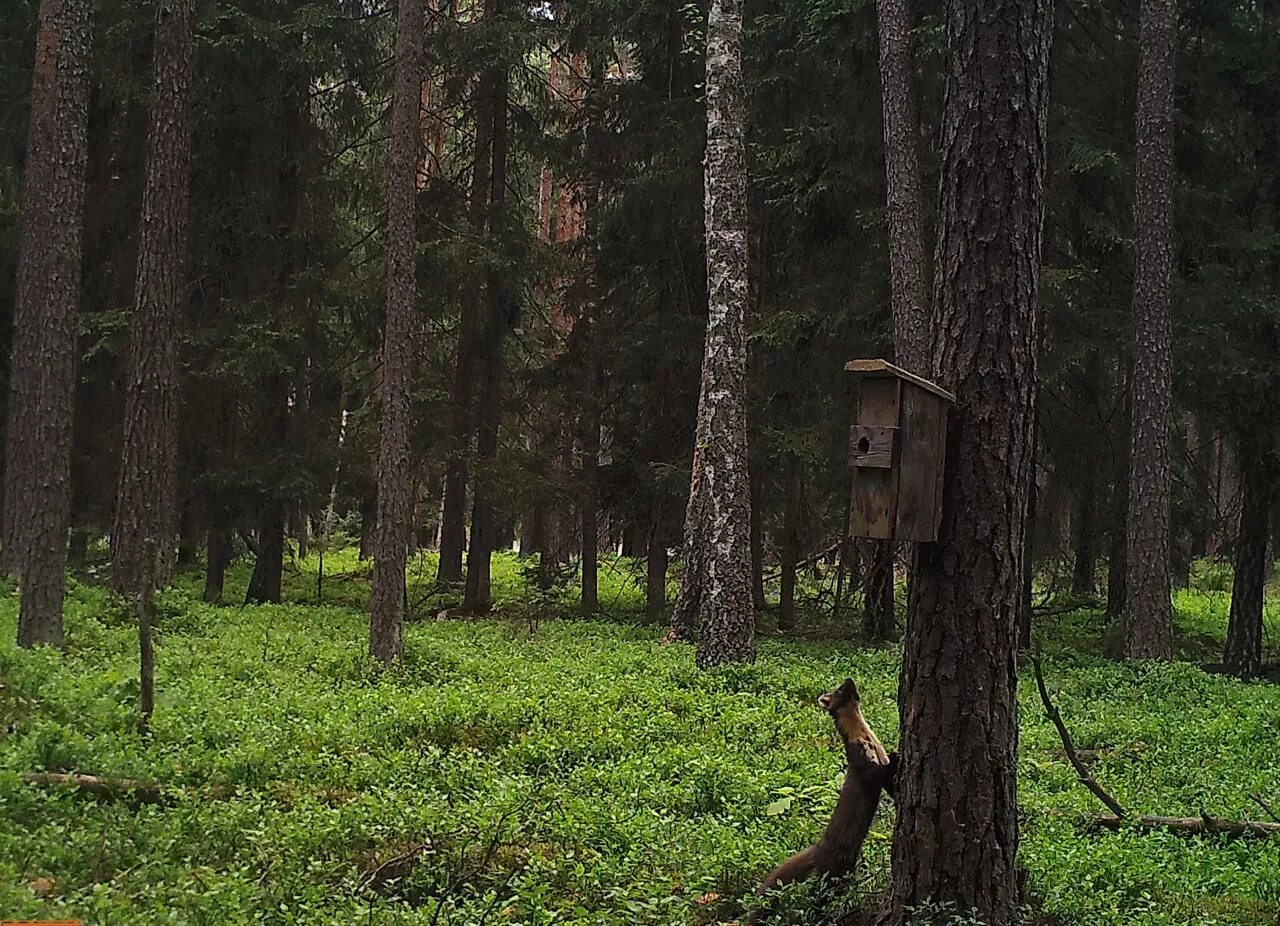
left=1091, top=813, right=1280, bottom=839
left=21, top=771, right=164, bottom=804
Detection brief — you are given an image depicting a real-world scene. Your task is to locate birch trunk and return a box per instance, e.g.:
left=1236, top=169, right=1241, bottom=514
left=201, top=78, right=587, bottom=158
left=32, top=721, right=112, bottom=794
left=672, top=0, right=755, bottom=668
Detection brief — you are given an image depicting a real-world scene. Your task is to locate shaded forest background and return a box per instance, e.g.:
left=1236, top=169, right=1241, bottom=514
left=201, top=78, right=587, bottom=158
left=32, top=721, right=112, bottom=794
left=0, top=0, right=1278, bottom=645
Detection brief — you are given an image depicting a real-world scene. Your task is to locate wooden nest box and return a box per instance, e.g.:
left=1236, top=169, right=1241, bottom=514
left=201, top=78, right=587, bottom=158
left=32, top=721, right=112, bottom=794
left=845, top=359, right=956, bottom=542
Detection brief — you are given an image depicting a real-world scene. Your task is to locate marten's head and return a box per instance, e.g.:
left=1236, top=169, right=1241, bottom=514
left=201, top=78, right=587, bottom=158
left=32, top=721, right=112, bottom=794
left=817, top=678, right=860, bottom=714
left=817, top=678, right=883, bottom=760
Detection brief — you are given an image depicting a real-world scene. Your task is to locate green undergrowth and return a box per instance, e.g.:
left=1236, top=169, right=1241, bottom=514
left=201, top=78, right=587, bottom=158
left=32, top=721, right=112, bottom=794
left=0, top=567, right=1278, bottom=925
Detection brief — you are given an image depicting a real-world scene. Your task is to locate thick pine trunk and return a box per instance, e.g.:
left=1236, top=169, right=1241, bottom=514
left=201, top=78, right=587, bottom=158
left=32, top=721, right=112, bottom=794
left=672, top=0, right=755, bottom=668
left=463, top=25, right=509, bottom=615
left=245, top=501, right=284, bottom=604
left=1223, top=445, right=1269, bottom=679
left=111, top=0, right=193, bottom=603
left=1123, top=0, right=1177, bottom=661
left=4, top=0, right=94, bottom=648
left=889, top=0, right=1052, bottom=920
left=437, top=20, right=499, bottom=587
left=370, top=0, right=422, bottom=663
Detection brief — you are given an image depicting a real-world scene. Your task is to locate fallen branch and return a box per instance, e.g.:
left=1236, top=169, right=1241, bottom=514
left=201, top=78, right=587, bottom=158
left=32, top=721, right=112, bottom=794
left=761, top=540, right=842, bottom=585
left=21, top=771, right=164, bottom=804
left=1091, top=814, right=1280, bottom=839
left=1030, top=648, right=1127, bottom=818
left=1250, top=793, right=1280, bottom=823
left=1031, top=597, right=1101, bottom=618
left=1033, top=652, right=1280, bottom=841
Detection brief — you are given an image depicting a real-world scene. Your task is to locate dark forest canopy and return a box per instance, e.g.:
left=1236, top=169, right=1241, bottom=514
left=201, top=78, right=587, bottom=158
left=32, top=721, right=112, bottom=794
left=0, top=0, right=1275, bottom=630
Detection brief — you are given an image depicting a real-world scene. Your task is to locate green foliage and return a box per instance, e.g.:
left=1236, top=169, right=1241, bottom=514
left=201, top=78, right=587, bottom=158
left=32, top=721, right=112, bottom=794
left=2, top=571, right=1278, bottom=925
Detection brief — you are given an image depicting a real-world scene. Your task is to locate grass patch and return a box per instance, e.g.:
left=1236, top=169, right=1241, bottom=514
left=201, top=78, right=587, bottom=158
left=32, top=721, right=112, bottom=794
left=0, top=558, right=1277, bottom=924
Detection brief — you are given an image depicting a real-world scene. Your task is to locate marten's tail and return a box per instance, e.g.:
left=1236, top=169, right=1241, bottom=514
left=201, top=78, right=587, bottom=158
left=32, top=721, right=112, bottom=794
left=746, top=845, right=817, bottom=924
left=759, top=843, right=817, bottom=893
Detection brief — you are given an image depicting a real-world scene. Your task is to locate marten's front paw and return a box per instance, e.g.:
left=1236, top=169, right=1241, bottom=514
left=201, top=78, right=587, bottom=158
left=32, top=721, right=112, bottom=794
left=880, top=751, right=901, bottom=798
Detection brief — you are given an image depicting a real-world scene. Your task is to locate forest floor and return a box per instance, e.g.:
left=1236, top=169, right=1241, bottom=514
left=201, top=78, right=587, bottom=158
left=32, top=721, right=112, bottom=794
left=1, top=550, right=1279, bottom=925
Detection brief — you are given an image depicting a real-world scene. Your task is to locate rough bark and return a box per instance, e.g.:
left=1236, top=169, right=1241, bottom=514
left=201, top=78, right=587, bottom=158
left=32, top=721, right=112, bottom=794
left=861, top=539, right=896, bottom=642
left=111, top=0, right=194, bottom=603
left=1072, top=475, right=1097, bottom=597
left=437, top=30, right=499, bottom=587
left=245, top=500, right=284, bottom=604
left=4, top=0, right=94, bottom=648
left=888, top=0, right=1052, bottom=920
left=370, top=0, right=422, bottom=664
left=463, top=19, right=509, bottom=614
left=874, top=0, right=928, bottom=374
left=1123, top=0, right=1177, bottom=662
left=1223, top=444, right=1269, bottom=680
left=672, top=0, right=755, bottom=668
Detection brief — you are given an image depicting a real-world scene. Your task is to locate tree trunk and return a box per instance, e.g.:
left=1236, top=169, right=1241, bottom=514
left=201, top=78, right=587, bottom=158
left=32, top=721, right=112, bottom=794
left=463, top=19, right=509, bottom=615
left=245, top=502, right=284, bottom=604
left=889, top=0, right=1052, bottom=920
left=203, top=525, right=229, bottom=603
left=870, top=0, right=929, bottom=642
left=647, top=502, right=668, bottom=618
left=874, top=0, right=928, bottom=374
left=749, top=466, right=767, bottom=611
left=370, top=0, right=422, bottom=663
left=580, top=352, right=601, bottom=616
left=1123, top=0, right=1177, bottom=662
left=1020, top=438, right=1039, bottom=650
left=1107, top=370, right=1130, bottom=622
left=778, top=460, right=802, bottom=633
left=1223, top=444, right=1268, bottom=679
left=671, top=0, right=755, bottom=668
left=359, top=491, right=376, bottom=560
left=1072, top=475, right=1097, bottom=597
left=68, top=528, right=89, bottom=571
left=111, top=0, right=193, bottom=603
left=865, top=0, right=926, bottom=645
left=861, top=539, right=896, bottom=642
left=176, top=494, right=201, bottom=570
left=4, top=0, right=94, bottom=648
left=437, top=13, right=499, bottom=587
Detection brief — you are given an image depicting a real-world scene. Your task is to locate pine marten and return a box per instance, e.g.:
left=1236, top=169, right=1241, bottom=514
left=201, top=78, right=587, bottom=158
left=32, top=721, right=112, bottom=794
left=758, top=678, right=897, bottom=894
